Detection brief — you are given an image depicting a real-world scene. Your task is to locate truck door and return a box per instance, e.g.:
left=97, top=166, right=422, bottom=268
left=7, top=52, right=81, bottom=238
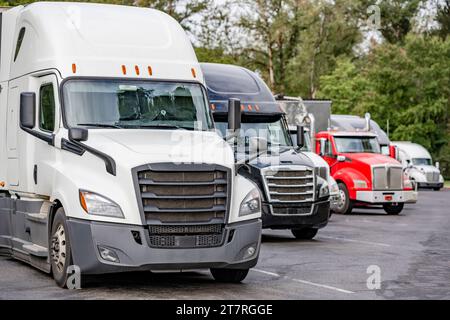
left=317, top=137, right=335, bottom=169
left=31, top=74, right=60, bottom=196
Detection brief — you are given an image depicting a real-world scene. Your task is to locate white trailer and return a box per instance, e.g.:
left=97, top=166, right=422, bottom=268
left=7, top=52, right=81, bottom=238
left=0, top=2, right=262, bottom=287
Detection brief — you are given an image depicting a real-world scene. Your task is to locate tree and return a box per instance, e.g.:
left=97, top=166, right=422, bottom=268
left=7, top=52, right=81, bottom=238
left=318, top=35, right=450, bottom=177
left=434, top=0, right=450, bottom=40
left=285, top=0, right=362, bottom=98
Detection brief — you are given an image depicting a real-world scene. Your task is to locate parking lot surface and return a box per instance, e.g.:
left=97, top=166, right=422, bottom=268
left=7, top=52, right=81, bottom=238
left=1, top=189, right=449, bottom=300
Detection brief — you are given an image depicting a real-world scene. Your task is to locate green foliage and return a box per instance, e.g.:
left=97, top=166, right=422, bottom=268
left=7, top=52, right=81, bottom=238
left=318, top=35, right=450, bottom=177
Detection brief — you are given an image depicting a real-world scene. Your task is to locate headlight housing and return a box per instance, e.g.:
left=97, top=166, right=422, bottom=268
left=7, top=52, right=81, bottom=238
left=353, top=179, right=368, bottom=189
left=316, top=176, right=330, bottom=199
left=239, top=188, right=261, bottom=217
left=79, top=190, right=124, bottom=218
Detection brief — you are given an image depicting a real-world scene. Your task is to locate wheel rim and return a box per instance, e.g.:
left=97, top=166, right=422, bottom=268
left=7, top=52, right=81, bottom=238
left=51, top=224, right=67, bottom=274
left=337, top=189, right=346, bottom=211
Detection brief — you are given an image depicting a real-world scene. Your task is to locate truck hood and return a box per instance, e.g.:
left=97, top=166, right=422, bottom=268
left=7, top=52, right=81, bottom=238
left=412, top=165, right=440, bottom=174
left=82, top=129, right=235, bottom=171
left=239, top=148, right=315, bottom=170
left=343, top=153, right=401, bottom=166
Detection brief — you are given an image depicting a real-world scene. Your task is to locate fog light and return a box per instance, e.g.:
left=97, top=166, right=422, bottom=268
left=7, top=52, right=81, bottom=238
left=244, top=246, right=256, bottom=259
left=98, top=246, right=119, bottom=263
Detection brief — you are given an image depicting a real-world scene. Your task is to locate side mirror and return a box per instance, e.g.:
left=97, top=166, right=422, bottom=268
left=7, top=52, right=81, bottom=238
left=296, top=125, right=305, bottom=149
left=319, top=138, right=326, bottom=156
left=69, top=127, right=88, bottom=142
left=20, top=92, right=36, bottom=129
left=337, top=155, right=346, bottom=162
left=228, top=98, right=241, bottom=132
left=435, top=162, right=440, bottom=169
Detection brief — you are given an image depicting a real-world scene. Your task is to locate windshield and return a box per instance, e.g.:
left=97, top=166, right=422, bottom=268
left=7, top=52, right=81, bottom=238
left=63, top=80, right=213, bottom=130
left=412, top=158, right=432, bottom=166
left=215, top=117, right=292, bottom=150
left=334, top=136, right=380, bottom=153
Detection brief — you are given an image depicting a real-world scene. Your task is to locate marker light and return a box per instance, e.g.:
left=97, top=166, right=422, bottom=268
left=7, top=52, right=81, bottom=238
left=191, top=68, right=196, bottom=78
left=121, top=65, right=127, bottom=75
left=148, top=66, right=153, bottom=76
left=135, top=65, right=140, bottom=76
left=72, top=63, right=77, bottom=74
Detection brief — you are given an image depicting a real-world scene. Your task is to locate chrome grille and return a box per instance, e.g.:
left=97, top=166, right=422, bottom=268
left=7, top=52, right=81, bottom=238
left=137, top=169, right=228, bottom=224
left=263, top=166, right=315, bottom=205
left=426, top=172, right=439, bottom=182
left=372, top=165, right=403, bottom=190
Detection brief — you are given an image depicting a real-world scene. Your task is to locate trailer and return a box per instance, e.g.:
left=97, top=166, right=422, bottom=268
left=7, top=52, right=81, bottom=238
left=0, top=2, right=262, bottom=287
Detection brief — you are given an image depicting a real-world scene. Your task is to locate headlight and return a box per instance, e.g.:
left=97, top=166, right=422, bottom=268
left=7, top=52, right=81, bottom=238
left=79, top=190, right=124, bottom=218
left=329, top=180, right=339, bottom=195
left=239, top=188, right=261, bottom=217
left=316, top=176, right=329, bottom=199
left=353, top=179, right=368, bottom=189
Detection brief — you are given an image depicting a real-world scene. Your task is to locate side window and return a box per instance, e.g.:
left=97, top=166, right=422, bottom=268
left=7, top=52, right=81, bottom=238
left=39, top=84, right=56, bottom=132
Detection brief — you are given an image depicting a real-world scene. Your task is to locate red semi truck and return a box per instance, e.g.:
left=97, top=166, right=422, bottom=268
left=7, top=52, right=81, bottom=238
left=315, top=130, right=415, bottom=215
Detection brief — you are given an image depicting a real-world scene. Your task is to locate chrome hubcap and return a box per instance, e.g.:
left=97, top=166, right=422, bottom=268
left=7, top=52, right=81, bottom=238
left=337, top=189, right=346, bottom=210
left=51, top=224, right=67, bottom=273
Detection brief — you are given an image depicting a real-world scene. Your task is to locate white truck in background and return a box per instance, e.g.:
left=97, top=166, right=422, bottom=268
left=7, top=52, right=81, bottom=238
left=393, top=142, right=444, bottom=191
left=0, top=2, right=262, bottom=288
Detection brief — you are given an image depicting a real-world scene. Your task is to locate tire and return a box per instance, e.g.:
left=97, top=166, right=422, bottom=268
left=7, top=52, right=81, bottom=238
left=334, top=182, right=353, bottom=215
left=291, top=228, right=318, bottom=240
left=50, top=207, right=73, bottom=288
left=383, top=203, right=404, bottom=215
left=210, top=268, right=249, bottom=283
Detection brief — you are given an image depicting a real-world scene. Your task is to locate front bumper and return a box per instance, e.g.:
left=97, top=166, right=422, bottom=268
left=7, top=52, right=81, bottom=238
left=403, top=190, right=418, bottom=203
left=262, top=200, right=330, bottom=229
left=66, top=218, right=262, bottom=275
left=355, top=190, right=408, bottom=204
left=330, top=193, right=341, bottom=212
left=417, top=182, right=443, bottom=189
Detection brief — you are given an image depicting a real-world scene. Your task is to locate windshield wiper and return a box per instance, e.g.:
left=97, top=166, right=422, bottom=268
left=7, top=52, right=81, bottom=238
left=130, top=124, right=195, bottom=131
left=77, top=123, right=123, bottom=129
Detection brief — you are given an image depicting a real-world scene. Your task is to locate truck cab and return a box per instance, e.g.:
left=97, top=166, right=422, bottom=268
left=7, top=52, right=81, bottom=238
left=393, top=141, right=444, bottom=191
left=316, top=130, right=412, bottom=214
left=201, top=63, right=330, bottom=240
left=0, top=3, right=261, bottom=287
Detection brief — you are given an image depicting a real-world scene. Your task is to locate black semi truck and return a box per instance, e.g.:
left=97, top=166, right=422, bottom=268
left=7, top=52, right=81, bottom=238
left=201, top=63, right=331, bottom=239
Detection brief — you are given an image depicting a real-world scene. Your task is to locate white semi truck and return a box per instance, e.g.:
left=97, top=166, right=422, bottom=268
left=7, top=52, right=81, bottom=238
left=0, top=2, right=262, bottom=287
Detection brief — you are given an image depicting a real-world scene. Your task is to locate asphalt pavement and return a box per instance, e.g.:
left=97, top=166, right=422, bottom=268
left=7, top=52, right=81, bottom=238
left=1, top=189, right=449, bottom=300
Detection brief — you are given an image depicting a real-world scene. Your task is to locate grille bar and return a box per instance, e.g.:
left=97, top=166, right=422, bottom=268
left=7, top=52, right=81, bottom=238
left=138, top=179, right=227, bottom=186
left=143, top=205, right=226, bottom=213
left=372, top=165, right=403, bottom=190
left=141, top=192, right=227, bottom=200
left=262, top=166, right=315, bottom=210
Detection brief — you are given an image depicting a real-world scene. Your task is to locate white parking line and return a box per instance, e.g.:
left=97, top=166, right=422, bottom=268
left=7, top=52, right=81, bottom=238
left=252, top=268, right=280, bottom=277
left=291, top=278, right=354, bottom=294
left=318, top=235, right=391, bottom=247
left=252, top=269, right=354, bottom=294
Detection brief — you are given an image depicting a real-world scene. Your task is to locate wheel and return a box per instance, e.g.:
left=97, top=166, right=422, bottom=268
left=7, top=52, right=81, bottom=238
left=50, top=207, right=73, bottom=288
left=383, top=203, right=404, bottom=215
left=334, top=182, right=353, bottom=214
left=291, top=228, right=318, bottom=240
left=210, top=268, right=249, bottom=283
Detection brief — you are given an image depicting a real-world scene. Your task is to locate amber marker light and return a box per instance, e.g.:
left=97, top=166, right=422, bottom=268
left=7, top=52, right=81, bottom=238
left=135, top=65, right=140, bottom=76
left=121, top=65, right=127, bottom=75
left=148, top=66, right=153, bottom=76
left=79, top=191, right=88, bottom=213
left=191, top=68, right=197, bottom=78
left=72, top=63, right=77, bottom=74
